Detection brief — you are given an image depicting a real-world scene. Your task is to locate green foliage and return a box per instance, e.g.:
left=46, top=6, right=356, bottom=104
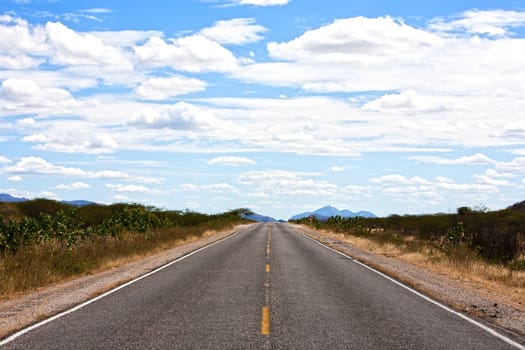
left=0, top=200, right=249, bottom=256
left=291, top=202, right=525, bottom=265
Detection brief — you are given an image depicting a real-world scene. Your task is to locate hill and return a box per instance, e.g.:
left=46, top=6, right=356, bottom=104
left=290, top=205, right=376, bottom=221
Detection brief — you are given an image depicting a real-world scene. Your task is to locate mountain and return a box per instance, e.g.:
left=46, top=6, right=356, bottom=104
left=0, top=193, right=28, bottom=202
left=290, top=205, right=376, bottom=221
left=242, top=212, right=277, bottom=223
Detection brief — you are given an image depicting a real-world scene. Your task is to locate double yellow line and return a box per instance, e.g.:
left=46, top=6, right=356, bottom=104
left=261, top=225, right=272, bottom=335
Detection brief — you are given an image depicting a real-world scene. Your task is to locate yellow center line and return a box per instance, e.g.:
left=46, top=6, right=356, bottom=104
left=261, top=306, right=270, bottom=335
left=266, top=263, right=270, bottom=273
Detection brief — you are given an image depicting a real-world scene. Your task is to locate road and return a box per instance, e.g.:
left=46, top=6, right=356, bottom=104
left=1, top=223, right=523, bottom=349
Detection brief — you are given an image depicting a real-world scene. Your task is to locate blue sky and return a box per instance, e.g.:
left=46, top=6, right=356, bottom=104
left=2, top=0, right=525, bottom=219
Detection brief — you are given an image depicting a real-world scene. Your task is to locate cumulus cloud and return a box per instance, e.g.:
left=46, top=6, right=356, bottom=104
left=199, top=18, right=267, bottom=45
left=45, top=22, right=132, bottom=68
left=472, top=169, right=513, bottom=186
left=0, top=78, right=77, bottom=114
left=409, top=153, right=496, bottom=165
left=369, top=173, right=500, bottom=207
left=268, top=16, right=443, bottom=64
left=4, top=157, right=132, bottom=180
left=207, top=156, right=256, bottom=166
left=23, top=131, right=119, bottom=154
left=56, top=181, right=91, bottom=190
left=7, top=176, right=23, bottom=182
left=134, top=35, right=238, bottom=72
left=129, top=102, right=221, bottom=130
left=0, top=156, right=11, bottom=163
left=5, top=157, right=86, bottom=176
left=0, top=15, right=48, bottom=56
left=106, top=183, right=156, bottom=193
left=362, top=90, right=451, bottom=113
left=429, top=10, right=525, bottom=37
left=180, top=183, right=238, bottom=193
left=134, top=76, right=207, bottom=100
left=238, top=170, right=338, bottom=196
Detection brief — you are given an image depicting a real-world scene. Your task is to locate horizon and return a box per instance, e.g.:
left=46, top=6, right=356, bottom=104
left=2, top=1, right=525, bottom=219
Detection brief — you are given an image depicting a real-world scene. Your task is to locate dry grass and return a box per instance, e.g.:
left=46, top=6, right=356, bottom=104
left=320, top=229, right=525, bottom=305
left=0, top=224, right=235, bottom=299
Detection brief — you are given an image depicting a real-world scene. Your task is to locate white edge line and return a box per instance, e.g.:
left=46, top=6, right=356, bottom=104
left=289, top=225, right=525, bottom=350
left=0, top=227, right=247, bottom=347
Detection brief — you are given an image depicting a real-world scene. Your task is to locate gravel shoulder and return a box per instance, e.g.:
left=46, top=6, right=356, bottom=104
left=292, top=224, right=525, bottom=341
left=0, top=224, right=253, bottom=340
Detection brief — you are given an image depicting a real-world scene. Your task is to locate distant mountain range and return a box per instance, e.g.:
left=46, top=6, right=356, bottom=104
left=242, top=212, right=279, bottom=223
left=0, top=193, right=96, bottom=207
left=290, top=205, right=376, bottom=221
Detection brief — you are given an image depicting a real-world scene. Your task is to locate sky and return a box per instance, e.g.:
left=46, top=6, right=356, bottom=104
left=1, top=0, right=525, bottom=220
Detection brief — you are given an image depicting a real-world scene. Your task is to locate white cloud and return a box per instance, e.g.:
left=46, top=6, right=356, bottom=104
left=7, top=175, right=22, bottom=182
left=0, top=54, right=41, bottom=69
left=238, top=170, right=338, bottom=196
left=129, top=102, right=222, bottom=131
left=362, top=90, right=451, bottom=113
left=207, top=156, right=256, bottom=166
left=330, top=166, right=344, bottom=172
left=56, top=181, right=91, bottom=190
left=472, top=169, right=513, bottom=186
left=45, top=22, right=132, bottom=68
left=199, top=18, right=267, bottom=45
left=5, top=157, right=86, bottom=176
left=106, top=184, right=155, bottom=193
left=4, top=157, right=136, bottom=180
left=267, top=16, right=443, bottom=64
left=23, top=131, right=118, bottom=154
left=369, top=173, right=500, bottom=208
left=370, top=174, right=431, bottom=186
left=0, top=78, right=77, bottom=115
left=0, top=16, right=48, bottom=56
left=429, top=10, right=525, bottom=37
left=409, top=153, right=495, bottom=165
left=89, top=30, right=164, bottom=47
left=496, top=157, right=525, bottom=172
left=0, top=156, right=11, bottom=163
left=134, top=76, right=207, bottom=100
left=134, top=35, right=238, bottom=72
left=80, top=8, right=113, bottom=14
left=180, top=183, right=238, bottom=193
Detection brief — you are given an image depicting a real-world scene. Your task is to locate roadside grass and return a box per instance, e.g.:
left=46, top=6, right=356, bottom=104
left=317, top=228, right=525, bottom=304
left=0, top=224, right=243, bottom=299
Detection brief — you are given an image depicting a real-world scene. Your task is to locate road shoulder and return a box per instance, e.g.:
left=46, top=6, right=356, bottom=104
left=0, top=224, right=253, bottom=339
left=291, top=224, right=525, bottom=341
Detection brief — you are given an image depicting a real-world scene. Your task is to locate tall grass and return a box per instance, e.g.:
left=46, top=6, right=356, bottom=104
left=293, top=203, right=525, bottom=290
left=0, top=200, right=251, bottom=298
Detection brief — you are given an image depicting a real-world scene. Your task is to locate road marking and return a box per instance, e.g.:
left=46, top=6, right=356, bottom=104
left=0, top=226, right=252, bottom=347
left=290, top=225, right=525, bottom=350
left=261, top=224, right=272, bottom=337
left=261, top=306, right=270, bottom=335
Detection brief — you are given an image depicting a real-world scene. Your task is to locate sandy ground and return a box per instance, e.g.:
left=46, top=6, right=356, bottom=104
left=0, top=224, right=253, bottom=339
left=292, top=224, right=524, bottom=341
left=1, top=222, right=523, bottom=342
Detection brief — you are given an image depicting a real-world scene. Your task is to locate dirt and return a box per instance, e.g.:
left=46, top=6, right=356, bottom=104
left=0, top=224, right=252, bottom=340
left=292, top=224, right=525, bottom=342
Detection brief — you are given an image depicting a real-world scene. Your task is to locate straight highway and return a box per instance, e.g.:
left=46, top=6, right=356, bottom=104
left=1, top=223, right=522, bottom=349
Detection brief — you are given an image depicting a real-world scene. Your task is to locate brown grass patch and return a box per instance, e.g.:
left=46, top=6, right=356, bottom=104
left=319, top=229, right=525, bottom=306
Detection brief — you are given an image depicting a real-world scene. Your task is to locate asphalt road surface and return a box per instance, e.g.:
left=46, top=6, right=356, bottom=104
left=1, top=223, right=523, bottom=349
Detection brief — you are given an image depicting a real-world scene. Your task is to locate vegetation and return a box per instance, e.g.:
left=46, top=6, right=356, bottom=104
left=0, top=199, right=251, bottom=298
left=292, top=202, right=525, bottom=279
